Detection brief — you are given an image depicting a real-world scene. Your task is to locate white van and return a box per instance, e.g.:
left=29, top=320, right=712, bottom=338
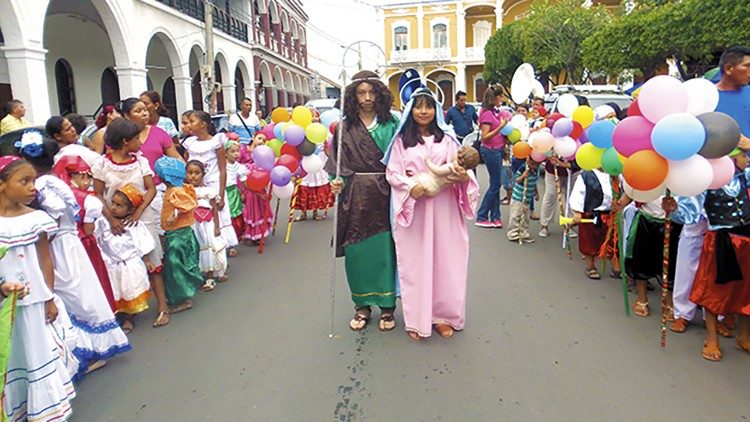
left=305, top=98, right=337, bottom=113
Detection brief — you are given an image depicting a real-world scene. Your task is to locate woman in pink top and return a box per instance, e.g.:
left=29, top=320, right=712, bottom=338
left=475, top=88, right=510, bottom=228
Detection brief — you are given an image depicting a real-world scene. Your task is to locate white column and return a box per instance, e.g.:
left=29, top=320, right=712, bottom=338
left=115, top=66, right=148, bottom=99
left=496, top=0, right=504, bottom=29
left=456, top=3, right=466, bottom=61
left=456, top=62, right=467, bottom=93
left=2, top=47, right=51, bottom=125
left=417, top=5, right=424, bottom=49
left=173, top=76, right=193, bottom=116
left=223, top=83, right=237, bottom=113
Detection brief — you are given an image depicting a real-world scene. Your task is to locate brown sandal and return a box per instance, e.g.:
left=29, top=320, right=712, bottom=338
left=349, top=308, right=371, bottom=331
left=633, top=301, right=649, bottom=317
left=702, top=341, right=722, bottom=362
left=169, top=300, right=194, bottom=314
left=716, top=320, right=734, bottom=338
left=379, top=313, right=396, bottom=331
left=152, top=311, right=170, bottom=328
left=434, top=323, right=454, bottom=338
left=407, top=331, right=421, bottom=341
left=586, top=267, right=601, bottom=280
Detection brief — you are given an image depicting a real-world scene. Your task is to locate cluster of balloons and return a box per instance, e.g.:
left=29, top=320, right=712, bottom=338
left=244, top=106, right=340, bottom=199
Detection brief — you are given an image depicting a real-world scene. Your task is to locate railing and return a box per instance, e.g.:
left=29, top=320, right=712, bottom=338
left=464, top=46, right=485, bottom=62
left=389, top=47, right=452, bottom=64
left=155, top=0, right=249, bottom=43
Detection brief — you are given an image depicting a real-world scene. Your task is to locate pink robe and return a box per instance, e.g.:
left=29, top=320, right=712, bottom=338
left=386, top=134, right=479, bottom=337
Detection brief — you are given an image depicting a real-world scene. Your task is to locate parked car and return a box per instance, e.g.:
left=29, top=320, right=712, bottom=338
left=545, top=85, right=632, bottom=115
left=305, top=98, right=337, bottom=114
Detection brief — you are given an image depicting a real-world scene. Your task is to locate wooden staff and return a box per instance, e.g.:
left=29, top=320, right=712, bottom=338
left=518, top=170, right=529, bottom=245
left=258, top=185, right=272, bottom=254
left=607, top=176, right=629, bottom=316
left=271, top=198, right=280, bottom=235
left=660, top=190, right=673, bottom=348
left=552, top=165, right=571, bottom=259
left=285, top=178, right=303, bottom=244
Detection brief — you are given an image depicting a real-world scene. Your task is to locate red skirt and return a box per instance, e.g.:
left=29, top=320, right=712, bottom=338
left=295, top=184, right=333, bottom=211
left=690, top=231, right=750, bottom=316
left=81, top=234, right=116, bottom=312
left=578, top=212, right=609, bottom=257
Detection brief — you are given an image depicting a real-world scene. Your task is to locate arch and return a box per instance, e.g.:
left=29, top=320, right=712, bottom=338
left=464, top=1, right=496, bottom=10
left=301, top=76, right=309, bottom=95
left=295, top=75, right=303, bottom=95
left=473, top=20, right=492, bottom=48
left=145, top=29, right=187, bottom=80
left=259, top=61, right=273, bottom=87
left=268, top=0, right=280, bottom=24
left=234, top=58, right=251, bottom=106
left=273, top=66, right=284, bottom=90
left=280, top=11, right=290, bottom=33
left=387, top=71, right=404, bottom=109
left=291, top=21, right=299, bottom=40
left=425, top=68, right=456, bottom=78
left=253, top=0, right=267, bottom=14
left=189, top=44, right=205, bottom=111
left=284, top=70, right=294, bottom=93
left=214, top=51, right=230, bottom=87
left=100, top=67, right=119, bottom=105
left=54, top=58, right=76, bottom=114
left=425, top=70, right=455, bottom=109
left=299, top=28, right=307, bottom=46
left=0, top=1, right=26, bottom=47
left=162, top=77, right=177, bottom=124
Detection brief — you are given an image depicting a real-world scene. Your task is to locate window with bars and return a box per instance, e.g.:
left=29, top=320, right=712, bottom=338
left=394, top=26, right=408, bottom=51
left=432, top=23, right=447, bottom=49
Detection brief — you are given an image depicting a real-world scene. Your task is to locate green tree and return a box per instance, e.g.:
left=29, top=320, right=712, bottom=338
left=482, top=22, right=525, bottom=86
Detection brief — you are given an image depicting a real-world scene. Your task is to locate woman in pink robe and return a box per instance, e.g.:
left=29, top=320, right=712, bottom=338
left=384, top=90, right=479, bottom=340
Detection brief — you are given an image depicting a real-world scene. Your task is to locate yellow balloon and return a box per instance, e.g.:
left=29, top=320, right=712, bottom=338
left=271, top=107, right=290, bottom=124
left=304, top=123, right=328, bottom=144
left=575, top=143, right=605, bottom=170
left=617, top=152, right=627, bottom=164
left=572, top=105, right=595, bottom=129
left=291, top=106, right=313, bottom=128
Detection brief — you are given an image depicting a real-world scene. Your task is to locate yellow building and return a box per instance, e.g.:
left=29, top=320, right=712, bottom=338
left=379, top=0, right=618, bottom=109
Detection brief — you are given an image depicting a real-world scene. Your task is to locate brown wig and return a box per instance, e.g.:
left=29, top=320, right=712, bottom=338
left=398, top=94, right=444, bottom=150
left=343, top=70, right=394, bottom=129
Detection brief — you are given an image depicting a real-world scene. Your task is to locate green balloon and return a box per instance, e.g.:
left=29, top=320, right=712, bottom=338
left=601, top=146, right=623, bottom=176
left=508, top=128, right=522, bottom=143
left=267, top=138, right=284, bottom=157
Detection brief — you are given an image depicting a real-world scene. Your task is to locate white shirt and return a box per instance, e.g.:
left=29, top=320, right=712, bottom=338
left=183, top=134, right=225, bottom=184
left=568, top=169, right=613, bottom=213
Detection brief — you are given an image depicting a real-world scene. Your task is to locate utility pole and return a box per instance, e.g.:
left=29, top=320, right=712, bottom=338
left=204, top=0, right=218, bottom=114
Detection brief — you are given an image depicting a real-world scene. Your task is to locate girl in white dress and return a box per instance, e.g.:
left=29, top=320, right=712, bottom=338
left=94, top=184, right=156, bottom=330
left=186, top=160, right=228, bottom=290
left=0, top=156, right=77, bottom=421
left=19, top=134, right=130, bottom=380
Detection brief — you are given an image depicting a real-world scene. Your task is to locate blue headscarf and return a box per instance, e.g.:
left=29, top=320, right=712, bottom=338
left=381, top=88, right=458, bottom=165
left=154, top=156, right=186, bottom=187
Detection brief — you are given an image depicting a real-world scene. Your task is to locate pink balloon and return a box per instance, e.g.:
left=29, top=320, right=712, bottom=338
left=261, top=123, right=276, bottom=140
left=638, top=75, right=689, bottom=124
left=612, top=116, right=655, bottom=157
left=530, top=150, right=548, bottom=162
left=708, top=156, right=735, bottom=189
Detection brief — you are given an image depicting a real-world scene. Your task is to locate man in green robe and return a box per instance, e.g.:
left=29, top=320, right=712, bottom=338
left=328, top=70, right=399, bottom=331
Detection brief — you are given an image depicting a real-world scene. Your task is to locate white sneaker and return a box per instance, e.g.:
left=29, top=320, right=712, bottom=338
left=538, top=227, right=549, bottom=238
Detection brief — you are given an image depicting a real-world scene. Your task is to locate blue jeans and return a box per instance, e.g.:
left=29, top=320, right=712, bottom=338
left=477, top=146, right=503, bottom=222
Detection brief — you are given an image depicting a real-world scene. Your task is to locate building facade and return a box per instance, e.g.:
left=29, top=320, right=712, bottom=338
left=0, top=0, right=310, bottom=125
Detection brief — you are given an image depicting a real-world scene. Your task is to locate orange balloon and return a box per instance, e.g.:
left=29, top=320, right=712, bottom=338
left=622, top=150, right=668, bottom=191
left=512, top=141, right=532, bottom=159
left=271, top=107, right=291, bottom=124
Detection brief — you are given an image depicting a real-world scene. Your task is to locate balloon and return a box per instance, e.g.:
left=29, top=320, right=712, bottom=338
left=612, top=116, right=655, bottom=157
left=261, top=123, right=276, bottom=140
left=519, top=125, right=530, bottom=141
left=301, top=154, right=324, bottom=173
left=226, top=132, right=239, bottom=141
left=557, top=94, right=578, bottom=118
left=283, top=124, right=306, bottom=146
left=508, top=128, right=522, bottom=143
left=271, top=107, right=290, bottom=124
left=511, top=63, right=535, bottom=104
left=297, top=139, right=317, bottom=156
left=500, top=123, right=514, bottom=136
left=512, top=141, right=531, bottom=159
left=696, top=112, right=741, bottom=159
left=575, top=143, right=605, bottom=171
left=683, top=78, right=719, bottom=115
left=627, top=99, right=642, bottom=117
left=276, top=154, right=300, bottom=173
left=273, top=123, right=284, bottom=140
left=291, top=106, right=313, bottom=127
left=572, top=105, right=595, bottom=128
left=665, top=155, right=713, bottom=196
left=551, top=118, right=573, bottom=137
left=601, top=147, right=623, bottom=176
left=252, top=145, right=276, bottom=171
left=272, top=181, right=295, bottom=199
left=708, top=156, right=735, bottom=189
left=587, top=120, right=616, bottom=149
left=651, top=113, right=706, bottom=161
left=245, top=170, right=270, bottom=192
left=594, top=105, right=616, bottom=121
left=320, top=108, right=341, bottom=128
left=267, top=138, right=284, bottom=157
left=305, top=123, right=328, bottom=144
left=530, top=150, right=548, bottom=162
left=622, top=179, right=666, bottom=203
left=280, top=143, right=302, bottom=161
left=510, top=114, right=527, bottom=129
left=270, top=165, right=292, bottom=186
left=638, top=75, right=689, bottom=124
left=570, top=121, right=583, bottom=140
left=553, top=136, right=577, bottom=158
left=329, top=122, right=338, bottom=135
left=578, top=127, right=589, bottom=144
left=531, top=131, right=554, bottom=153
left=622, top=150, right=668, bottom=191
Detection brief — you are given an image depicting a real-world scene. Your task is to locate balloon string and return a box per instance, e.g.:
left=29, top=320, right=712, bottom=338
left=553, top=166, right=571, bottom=258
left=285, top=178, right=303, bottom=244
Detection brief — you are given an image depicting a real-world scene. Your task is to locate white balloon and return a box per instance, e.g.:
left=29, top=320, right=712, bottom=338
left=510, top=114, right=528, bottom=129
left=301, top=154, right=324, bottom=173
left=532, top=131, right=555, bottom=153
left=511, top=63, right=535, bottom=104
left=519, top=125, right=530, bottom=141
left=683, top=78, right=719, bottom=115
left=622, top=179, right=666, bottom=203
left=553, top=136, right=577, bottom=158
left=531, top=80, right=546, bottom=98
left=273, top=181, right=295, bottom=199
left=665, top=155, right=713, bottom=196
left=594, top=105, right=616, bottom=121
left=557, top=94, right=579, bottom=118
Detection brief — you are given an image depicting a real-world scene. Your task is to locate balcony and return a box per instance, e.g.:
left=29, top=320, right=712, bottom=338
left=464, top=46, right=485, bottom=62
left=156, top=0, right=249, bottom=43
left=389, top=47, right=452, bottom=64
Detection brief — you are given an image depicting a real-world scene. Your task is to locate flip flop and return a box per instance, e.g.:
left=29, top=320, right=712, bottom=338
left=169, top=301, right=194, bottom=314
left=702, top=341, right=722, bottom=362
left=379, top=313, right=396, bottom=331
left=152, top=311, right=170, bottom=328
left=349, top=309, right=371, bottom=331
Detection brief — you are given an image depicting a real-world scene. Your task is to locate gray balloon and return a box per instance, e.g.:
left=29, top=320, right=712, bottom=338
left=697, top=112, right=741, bottom=159
left=297, top=139, right=317, bottom=156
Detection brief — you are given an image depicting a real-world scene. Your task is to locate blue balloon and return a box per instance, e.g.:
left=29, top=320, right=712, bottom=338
left=587, top=120, right=616, bottom=149
left=273, top=123, right=284, bottom=140
left=551, top=118, right=574, bottom=138
left=500, top=123, right=514, bottom=136
left=651, top=113, right=706, bottom=161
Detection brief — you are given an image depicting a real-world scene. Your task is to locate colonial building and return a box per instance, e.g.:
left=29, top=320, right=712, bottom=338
left=0, top=0, right=310, bottom=125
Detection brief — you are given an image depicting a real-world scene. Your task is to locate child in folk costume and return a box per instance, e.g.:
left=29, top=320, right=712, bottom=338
left=94, top=184, right=156, bottom=330
left=91, top=118, right=170, bottom=328
left=182, top=111, right=237, bottom=249
left=154, top=157, right=204, bottom=314
left=569, top=168, right=614, bottom=280
left=689, top=148, right=750, bottom=361
left=224, top=140, right=248, bottom=252
left=506, top=158, right=540, bottom=243
left=241, top=133, right=274, bottom=243
left=52, top=155, right=116, bottom=312
left=186, top=160, right=228, bottom=290
left=0, top=156, right=77, bottom=422
left=295, top=146, right=334, bottom=221
left=19, top=133, right=130, bottom=379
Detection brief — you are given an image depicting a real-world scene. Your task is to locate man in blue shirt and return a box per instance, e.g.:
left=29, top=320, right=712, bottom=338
left=715, top=46, right=750, bottom=154
left=445, top=91, right=477, bottom=142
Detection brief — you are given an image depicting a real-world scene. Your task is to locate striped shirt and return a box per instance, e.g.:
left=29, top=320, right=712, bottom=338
left=511, top=165, right=538, bottom=205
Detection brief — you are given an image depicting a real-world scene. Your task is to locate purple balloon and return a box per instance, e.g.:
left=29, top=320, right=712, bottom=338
left=270, top=165, right=292, bottom=186
left=612, top=116, right=655, bottom=157
left=261, top=123, right=276, bottom=141
left=552, top=118, right=574, bottom=138
left=578, top=127, right=589, bottom=144
left=252, top=145, right=276, bottom=171
left=283, top=124, right=305, bottom=146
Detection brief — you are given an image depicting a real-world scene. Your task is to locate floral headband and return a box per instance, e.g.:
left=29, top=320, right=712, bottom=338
left=117, top=184, right=144, bottom=208
left=14, top=131, right=44, bottom=158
